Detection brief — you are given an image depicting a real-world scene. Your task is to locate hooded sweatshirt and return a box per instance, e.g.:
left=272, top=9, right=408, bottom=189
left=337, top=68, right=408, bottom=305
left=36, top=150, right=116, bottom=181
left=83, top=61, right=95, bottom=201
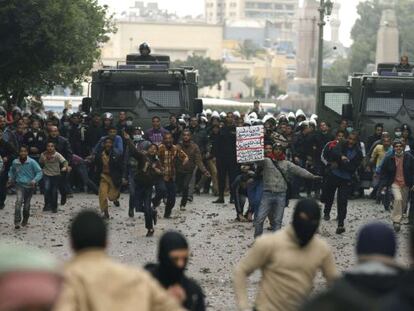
left=145, top=232, right=205, bottom=311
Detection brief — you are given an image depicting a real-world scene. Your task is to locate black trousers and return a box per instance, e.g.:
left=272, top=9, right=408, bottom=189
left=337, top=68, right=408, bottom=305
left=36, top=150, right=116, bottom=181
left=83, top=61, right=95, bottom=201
left=323, top=173, right=352, bottom=227
left=216, top=157, right=239, bottom=199
left=176, top=171, right=193, bottom=207
left=0, top=168, right=9, bottom=207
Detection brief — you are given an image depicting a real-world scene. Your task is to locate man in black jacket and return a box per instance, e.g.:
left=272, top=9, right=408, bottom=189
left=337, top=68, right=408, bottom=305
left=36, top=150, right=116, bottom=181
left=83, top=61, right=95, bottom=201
left=380, top=139, right=414, bottom=232
left=323, top=131, right=363, bottom=234
left=213, top=113, right=239, bottom=204
left=23, top=118, right=47, bottom=162
left=0, top=128, right=18, bottom=209
left=86, top=113, right=104, bottom=153
left=95, top=137, right=123, bottom=219
left=145, top=231, right=205, bottom=311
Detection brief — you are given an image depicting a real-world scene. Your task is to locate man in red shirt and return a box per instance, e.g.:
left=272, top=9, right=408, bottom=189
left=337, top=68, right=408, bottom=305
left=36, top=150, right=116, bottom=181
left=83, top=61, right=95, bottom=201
left=380, top=139, right=414, bottom=232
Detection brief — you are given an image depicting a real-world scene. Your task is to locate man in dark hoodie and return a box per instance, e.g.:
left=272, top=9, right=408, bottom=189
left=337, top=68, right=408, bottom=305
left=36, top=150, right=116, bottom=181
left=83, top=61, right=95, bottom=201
left=145, top=231, right=205, bottom=311
left=382, top=226, right=414, bottom=311
left=303, top=222, right=403, bottom=311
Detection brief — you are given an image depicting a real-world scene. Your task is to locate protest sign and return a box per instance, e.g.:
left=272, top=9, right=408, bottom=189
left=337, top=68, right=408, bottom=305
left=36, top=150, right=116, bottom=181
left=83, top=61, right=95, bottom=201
left=236, top=125, right=264, bottom=163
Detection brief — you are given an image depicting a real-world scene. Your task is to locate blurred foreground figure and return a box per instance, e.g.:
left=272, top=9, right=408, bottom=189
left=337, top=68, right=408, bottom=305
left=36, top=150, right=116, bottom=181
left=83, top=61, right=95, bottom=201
left=146, top=231, right=206, bottom=311
left=54, top=210, right=183, bottom=311
left=0, top=243, right=62, bottom=311
left=302, top=222, right=402, bottom=311
left=233, top=199, right=338, bottom=311
left=381, top=225, right=414, bottom=311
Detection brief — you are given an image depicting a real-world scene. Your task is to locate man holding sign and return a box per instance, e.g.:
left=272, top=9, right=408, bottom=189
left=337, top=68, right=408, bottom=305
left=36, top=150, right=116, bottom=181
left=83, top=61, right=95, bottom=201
left=236, top=125, right=265, bottom=163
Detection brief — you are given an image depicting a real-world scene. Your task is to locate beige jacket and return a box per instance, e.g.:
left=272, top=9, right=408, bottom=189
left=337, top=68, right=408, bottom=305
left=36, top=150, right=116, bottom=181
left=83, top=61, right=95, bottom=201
left=53, top=249, right=184, bottom=311
left=233, top=226, right=338, bottom=311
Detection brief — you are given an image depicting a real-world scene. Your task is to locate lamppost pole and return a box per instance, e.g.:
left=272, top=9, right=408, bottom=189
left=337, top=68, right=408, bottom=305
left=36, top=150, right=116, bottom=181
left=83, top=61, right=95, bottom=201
left=316, top=0, right=333, bottom=107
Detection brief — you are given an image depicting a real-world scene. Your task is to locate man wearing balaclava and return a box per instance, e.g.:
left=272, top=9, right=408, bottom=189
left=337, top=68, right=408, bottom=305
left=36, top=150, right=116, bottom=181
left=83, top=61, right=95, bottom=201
left=145, top=231, right=206, bottom=311
left=380, top=139, right=414, bottom=232
left=234, top=199, right=338, bottom=311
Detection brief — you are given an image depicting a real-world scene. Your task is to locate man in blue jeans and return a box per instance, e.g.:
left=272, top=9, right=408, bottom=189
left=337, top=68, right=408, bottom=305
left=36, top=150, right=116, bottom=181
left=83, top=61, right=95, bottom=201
left=254, top=144, right=321, bottom=237
left=8, top=145, right=43, bottom=229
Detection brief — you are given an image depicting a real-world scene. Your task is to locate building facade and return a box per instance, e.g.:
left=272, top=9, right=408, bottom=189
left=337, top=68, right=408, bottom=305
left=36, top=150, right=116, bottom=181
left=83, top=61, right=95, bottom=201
left=205, top=0, right=245, bottom=24
left=206, top=0, right=297, bottom=27
left=100, top=20, right=223, bottom=65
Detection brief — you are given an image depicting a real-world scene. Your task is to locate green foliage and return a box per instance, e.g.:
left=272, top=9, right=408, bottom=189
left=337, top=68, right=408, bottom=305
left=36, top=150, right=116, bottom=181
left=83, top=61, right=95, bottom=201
left=234, top=40, right=265, bottom=60
left=396, top=0, right=414, bottom=59
left=348, top=0, right=382, bottom=73
left=325, top=0, right=414, bottom=84
left=172, top=55, right=228, bottom=88
left=0, top=0, right=116, bottom=107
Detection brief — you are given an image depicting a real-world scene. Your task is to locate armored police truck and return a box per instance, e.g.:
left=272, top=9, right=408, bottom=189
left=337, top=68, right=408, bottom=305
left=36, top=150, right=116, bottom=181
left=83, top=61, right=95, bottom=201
left=81, top=53, right=202, bottom=126
left=318, top=63, right=414, bottom=141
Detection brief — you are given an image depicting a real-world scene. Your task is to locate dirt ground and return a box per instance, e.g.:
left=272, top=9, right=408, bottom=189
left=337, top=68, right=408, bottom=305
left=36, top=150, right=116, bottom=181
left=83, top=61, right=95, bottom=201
left=0, top=193, right=411, bottom=310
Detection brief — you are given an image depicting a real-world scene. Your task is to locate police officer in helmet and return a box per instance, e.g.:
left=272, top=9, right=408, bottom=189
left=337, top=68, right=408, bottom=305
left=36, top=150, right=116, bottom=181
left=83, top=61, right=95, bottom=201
left=138, top=42, right=156, bottom=62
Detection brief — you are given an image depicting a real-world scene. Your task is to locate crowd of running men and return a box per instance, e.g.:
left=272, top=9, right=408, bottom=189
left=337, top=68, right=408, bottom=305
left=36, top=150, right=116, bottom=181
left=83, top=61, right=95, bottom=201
left=1, top=100, right=414, bottom=310
left=1, top=100, right=414, bottom=236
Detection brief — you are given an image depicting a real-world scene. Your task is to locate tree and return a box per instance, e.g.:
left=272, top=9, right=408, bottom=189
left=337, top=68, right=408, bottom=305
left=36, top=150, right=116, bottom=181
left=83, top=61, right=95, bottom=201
left=234, top=40, right=265, bottom=60
left=0, top=0, right=115, bottom=107
left=172, top=55, right=228, bottom=88
left=324, top=0, right=414, bottom=84
left=323, top=57, right=351, bottom=85
left=348, top=0, right=382, bottom=73
left=347, top=0, right=414, bottom=73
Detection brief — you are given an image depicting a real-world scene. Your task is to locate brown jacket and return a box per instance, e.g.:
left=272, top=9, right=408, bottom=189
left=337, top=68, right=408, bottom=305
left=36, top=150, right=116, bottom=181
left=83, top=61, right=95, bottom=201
left=53, top=249, right=184, bottom=311
left=233, top=226, right=338, bottom=311
left=177, top=141, right=207, bottom=174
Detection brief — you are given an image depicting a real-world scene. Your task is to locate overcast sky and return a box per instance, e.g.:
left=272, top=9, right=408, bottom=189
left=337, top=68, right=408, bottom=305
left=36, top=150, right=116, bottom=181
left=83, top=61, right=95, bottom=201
left=98, top=0, right=362, bottom=47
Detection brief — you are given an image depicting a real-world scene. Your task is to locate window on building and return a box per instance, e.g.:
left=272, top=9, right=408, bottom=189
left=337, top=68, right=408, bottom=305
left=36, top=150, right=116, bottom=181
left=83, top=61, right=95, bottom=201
left=230, top=2, right=237, bottom=7
left=245, top=2, right=255, bottom=9
left=230, top=12, right=236, bottom=16
left=257, top=2, right=271, bottom=9
left=227, top=82, right=232, bottom=91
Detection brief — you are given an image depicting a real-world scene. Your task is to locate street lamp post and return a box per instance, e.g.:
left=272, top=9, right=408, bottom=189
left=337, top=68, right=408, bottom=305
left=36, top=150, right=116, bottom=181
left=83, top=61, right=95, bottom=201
left=316, top=0, right=333, bottom=106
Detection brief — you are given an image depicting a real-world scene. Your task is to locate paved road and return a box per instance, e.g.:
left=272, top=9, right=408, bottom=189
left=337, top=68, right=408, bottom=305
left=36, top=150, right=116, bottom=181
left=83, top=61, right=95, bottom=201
left=0, top=193, right=411, bottom=310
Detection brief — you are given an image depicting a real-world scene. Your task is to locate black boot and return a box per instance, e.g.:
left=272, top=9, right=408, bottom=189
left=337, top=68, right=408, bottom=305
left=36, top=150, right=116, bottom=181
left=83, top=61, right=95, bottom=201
left=164, top=207, right=172, bottom=219
left=212, top=197, right=224, bottom=204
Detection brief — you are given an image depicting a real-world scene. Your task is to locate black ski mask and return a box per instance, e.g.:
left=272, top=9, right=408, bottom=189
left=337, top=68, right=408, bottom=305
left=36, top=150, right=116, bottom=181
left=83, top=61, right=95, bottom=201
left=157, top=231, right=189, bottom=287
left=292, top=199, right=321, bottom=247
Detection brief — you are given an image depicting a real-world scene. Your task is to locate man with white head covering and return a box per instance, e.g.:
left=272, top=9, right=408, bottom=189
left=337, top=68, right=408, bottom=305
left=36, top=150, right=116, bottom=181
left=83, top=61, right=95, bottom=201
left=0, top=242, right=62, bottom=311
left=296, top=109, right=306, bottom=123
